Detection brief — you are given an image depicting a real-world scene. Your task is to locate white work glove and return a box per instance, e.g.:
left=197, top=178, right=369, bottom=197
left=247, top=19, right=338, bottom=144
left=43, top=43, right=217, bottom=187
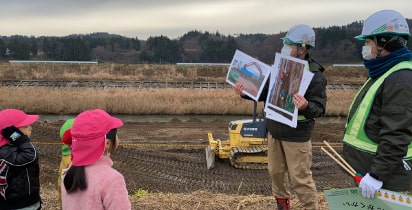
left=359, top=173, right=383, bottom=198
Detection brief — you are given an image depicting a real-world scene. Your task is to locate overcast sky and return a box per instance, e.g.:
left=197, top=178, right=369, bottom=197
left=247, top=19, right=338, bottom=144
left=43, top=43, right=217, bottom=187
left=2, top=0, right=412, bottom=40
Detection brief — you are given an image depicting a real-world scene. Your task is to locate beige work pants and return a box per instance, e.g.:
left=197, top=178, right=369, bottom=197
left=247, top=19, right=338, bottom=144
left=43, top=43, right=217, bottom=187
left=267, top=134, right=318, bottom=210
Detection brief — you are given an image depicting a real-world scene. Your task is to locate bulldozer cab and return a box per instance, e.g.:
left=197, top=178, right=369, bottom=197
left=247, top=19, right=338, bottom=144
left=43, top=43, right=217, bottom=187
left=230, top=119, right=267, bottom=139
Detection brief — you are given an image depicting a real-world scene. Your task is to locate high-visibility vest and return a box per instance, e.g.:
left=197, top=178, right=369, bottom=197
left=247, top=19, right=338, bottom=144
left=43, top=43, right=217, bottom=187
left=343, top=61, right=412, bottom=160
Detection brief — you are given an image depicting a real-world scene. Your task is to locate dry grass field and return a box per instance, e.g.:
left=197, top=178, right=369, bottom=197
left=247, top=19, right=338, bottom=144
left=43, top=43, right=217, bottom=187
left=0, top=63, right=367, bottom=83
left=0, top=63, right=367, bottom=209
left=0, top=63, right=365, bottom=116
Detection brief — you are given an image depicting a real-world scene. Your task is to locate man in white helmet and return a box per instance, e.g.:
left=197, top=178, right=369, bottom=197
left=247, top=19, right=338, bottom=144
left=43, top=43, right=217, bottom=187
left=234, top=24, right=327, bottom=210
left=342, top=9, right=412, bottom=199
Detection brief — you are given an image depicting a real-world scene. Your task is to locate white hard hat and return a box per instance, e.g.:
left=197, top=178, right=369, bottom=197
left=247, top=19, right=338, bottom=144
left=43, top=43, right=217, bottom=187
left=281, top=24, right=316, bottom=48
left=355, top=10, right=410, bottom=40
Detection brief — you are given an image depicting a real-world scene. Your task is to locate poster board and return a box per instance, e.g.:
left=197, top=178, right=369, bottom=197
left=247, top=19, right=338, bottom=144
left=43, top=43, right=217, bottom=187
left=226, top=49, right=271, bottom=101
left=264, top=53, right=313, bottom=128
left=324, top=187, right=412, bottom=210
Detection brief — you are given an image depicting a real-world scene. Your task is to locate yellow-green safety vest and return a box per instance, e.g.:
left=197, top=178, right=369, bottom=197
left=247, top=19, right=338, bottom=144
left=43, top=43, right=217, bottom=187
left=343, top=61, right=412, bottom=160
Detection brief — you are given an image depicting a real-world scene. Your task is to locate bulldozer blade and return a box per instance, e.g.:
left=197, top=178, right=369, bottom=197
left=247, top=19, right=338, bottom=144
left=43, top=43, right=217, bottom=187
left=205, top=145, right=216, bottom=170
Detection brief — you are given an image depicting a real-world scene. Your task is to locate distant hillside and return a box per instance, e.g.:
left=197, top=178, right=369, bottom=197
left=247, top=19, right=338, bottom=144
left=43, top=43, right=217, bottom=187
left=0, top=20, right=411, bottom=65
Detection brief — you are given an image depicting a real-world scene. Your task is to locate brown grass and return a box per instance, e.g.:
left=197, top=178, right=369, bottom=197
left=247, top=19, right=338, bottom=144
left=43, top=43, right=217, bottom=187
left=0, top=63, right=230, bottom=82
left=0, top=63, right=367, bottom=84
left=131, top=191, right=330, bottom=210
left=0, top=63, right=364, bottom=116
left=40, top=187, right=330, bottom=210
left=325, top=89, right=357, bottom=116
left=0, top=87, right=355, bottom=116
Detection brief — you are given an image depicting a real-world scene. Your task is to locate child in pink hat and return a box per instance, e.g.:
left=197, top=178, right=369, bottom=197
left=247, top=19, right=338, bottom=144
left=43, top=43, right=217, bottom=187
left=61, top=109, right=131, bottom=210
left=0, top=109, right=42, bottom=210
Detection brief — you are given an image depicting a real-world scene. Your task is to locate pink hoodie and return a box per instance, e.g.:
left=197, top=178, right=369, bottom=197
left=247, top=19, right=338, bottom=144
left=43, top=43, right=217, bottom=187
left=61, top=156, right=131, bottom=210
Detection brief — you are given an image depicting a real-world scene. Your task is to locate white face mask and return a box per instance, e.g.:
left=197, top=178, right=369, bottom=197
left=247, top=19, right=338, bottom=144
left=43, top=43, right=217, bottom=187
left=281, top=44, right=293, bottom=56
left=362, top=45, right=376, bottom=60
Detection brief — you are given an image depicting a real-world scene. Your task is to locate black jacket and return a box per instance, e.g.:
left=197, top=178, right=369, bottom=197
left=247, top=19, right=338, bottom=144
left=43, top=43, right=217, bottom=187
left=343, top=69, right=412, bottom=191
left=243, top=54, right=327, bottom=142
left=0, top=139, right=41, bottom=210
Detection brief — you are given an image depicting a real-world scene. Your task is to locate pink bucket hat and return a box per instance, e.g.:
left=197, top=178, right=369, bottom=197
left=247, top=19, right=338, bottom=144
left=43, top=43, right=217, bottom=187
left=70, top=109, right=123, bottom=166
left=0, top=109, right=39, bottom=147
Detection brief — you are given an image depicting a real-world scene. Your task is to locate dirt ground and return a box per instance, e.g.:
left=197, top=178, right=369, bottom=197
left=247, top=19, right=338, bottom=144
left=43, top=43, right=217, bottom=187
left=31, top=116, right=353, bottom=209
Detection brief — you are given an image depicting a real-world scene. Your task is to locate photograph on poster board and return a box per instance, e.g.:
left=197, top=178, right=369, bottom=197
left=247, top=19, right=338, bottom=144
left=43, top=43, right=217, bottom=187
left=264, top=53, right=313, bottom=128
left=226, top=49, right=271, bottom=101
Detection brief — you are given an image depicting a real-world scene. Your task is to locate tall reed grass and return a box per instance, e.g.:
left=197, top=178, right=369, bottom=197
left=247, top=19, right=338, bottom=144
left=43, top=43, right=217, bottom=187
left=0, top=87, right=355, bottom=116
left=0, top=63, right=229, bottom=82
left=0, top=63, right=361, bottom=116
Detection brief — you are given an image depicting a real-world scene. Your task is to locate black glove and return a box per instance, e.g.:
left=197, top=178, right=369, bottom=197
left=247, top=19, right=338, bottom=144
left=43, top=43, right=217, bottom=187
left=1, top=126, right=30, bottom=146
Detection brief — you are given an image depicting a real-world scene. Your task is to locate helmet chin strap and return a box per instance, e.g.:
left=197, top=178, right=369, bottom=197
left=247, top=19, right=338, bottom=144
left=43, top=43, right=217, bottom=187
left=295, top=45, right=307, bottom=59
left=373, top=35, right=405, bottom=57
left=298, top=35, right=309, bottom=58
left=373, top=37, right=384, bottom=57
left=295, top=46, right=301, bottom=58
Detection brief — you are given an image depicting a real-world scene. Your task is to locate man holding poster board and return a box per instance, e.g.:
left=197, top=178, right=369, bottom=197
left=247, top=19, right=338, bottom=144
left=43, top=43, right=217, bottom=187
left=234, top=24, right=327, bottom=209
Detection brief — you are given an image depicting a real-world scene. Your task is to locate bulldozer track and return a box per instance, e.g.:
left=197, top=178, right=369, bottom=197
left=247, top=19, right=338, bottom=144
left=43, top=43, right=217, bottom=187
left=229, top=146, right=268, bottom=169
left=0, top=80, right=361, bottom=91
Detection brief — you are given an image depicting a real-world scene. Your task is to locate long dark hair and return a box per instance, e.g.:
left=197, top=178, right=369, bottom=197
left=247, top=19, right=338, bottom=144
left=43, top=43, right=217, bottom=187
left=63, top=166, right=87, bottom=193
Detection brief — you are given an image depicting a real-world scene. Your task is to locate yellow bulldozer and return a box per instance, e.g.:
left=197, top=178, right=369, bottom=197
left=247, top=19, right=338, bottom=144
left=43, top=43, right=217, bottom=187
left=205, top=101, right=268, bottom=170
